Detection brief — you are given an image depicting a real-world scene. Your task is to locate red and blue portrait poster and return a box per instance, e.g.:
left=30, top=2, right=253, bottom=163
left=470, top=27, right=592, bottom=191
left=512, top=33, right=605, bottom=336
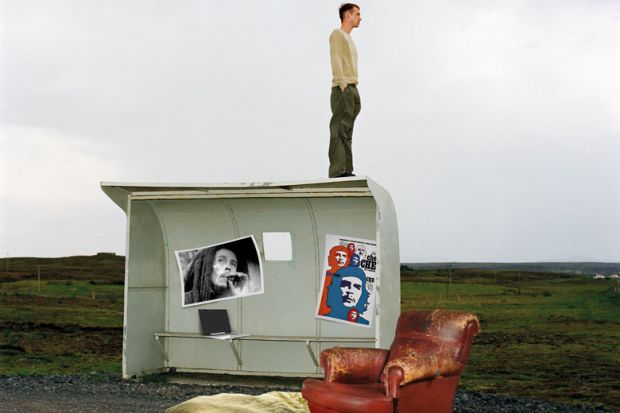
left=315, top=234, right=378, bottom=328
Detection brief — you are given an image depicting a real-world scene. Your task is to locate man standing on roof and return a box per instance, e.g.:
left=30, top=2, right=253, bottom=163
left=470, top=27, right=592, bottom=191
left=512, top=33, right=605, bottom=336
left=328, top=3, right=362, bottom=178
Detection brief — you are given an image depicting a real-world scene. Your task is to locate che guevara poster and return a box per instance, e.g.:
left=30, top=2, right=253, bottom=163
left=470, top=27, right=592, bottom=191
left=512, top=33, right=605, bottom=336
left=315, top=234, right=379, bottom=328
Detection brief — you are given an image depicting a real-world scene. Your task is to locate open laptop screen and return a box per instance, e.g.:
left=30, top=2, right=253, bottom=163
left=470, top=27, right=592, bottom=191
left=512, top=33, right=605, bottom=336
left=198, top=309, right=232, bottom=336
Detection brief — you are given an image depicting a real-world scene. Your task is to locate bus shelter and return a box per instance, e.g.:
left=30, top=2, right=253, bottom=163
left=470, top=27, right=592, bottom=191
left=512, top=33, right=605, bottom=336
left=101, top=177, right=400, bottom=378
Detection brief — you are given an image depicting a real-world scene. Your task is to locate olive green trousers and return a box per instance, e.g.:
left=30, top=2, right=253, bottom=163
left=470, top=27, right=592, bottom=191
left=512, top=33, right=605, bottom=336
left=328, top=84, right=361, bottom=178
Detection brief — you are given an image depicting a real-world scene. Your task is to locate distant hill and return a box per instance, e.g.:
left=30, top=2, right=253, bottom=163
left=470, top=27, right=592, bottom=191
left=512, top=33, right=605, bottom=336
left=402, top=262, right=620, bottom=275
left=2, top=255, right=618, bottom=283
left=0, top=253, right=124, bottom=282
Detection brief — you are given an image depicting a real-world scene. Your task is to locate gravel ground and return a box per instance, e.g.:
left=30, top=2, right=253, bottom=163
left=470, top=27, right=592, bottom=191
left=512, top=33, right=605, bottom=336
left=0, top=373, right=617, bottom=413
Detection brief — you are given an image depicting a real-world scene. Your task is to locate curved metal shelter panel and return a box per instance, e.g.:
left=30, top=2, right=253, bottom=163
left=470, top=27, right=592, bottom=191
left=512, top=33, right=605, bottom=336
left=101, top=177, right=400, bottom=378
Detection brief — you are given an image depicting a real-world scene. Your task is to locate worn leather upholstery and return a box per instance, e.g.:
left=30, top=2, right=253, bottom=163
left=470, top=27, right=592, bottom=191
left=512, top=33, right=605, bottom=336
left=303, top=380, right=393, bottom=413
left=321, top=347, right=389, bottom=384
left=383, top=353, right=463, bottom=386
left=301, top=310, right=480, bottom=413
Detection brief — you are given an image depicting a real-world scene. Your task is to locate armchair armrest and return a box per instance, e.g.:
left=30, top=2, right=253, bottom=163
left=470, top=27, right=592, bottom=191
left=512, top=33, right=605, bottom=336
left=321, top=347, right=389, bottom=384
left=382, top=354, right=463, bottom=398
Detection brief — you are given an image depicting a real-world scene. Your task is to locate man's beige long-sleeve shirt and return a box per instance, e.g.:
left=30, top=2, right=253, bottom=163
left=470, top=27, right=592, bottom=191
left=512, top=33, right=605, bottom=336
left=330, top=28, right=358, bottom=91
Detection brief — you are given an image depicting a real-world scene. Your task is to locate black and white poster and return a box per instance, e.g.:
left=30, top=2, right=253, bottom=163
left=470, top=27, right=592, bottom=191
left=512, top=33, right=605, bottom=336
left=176, top=236, right=263, bottom=307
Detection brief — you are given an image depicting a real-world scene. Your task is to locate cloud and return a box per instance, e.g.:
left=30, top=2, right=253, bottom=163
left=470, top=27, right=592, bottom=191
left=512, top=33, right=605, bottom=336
left=1, top=0, right=619, bottom=260
left=0, top=125, right=126, bottom=256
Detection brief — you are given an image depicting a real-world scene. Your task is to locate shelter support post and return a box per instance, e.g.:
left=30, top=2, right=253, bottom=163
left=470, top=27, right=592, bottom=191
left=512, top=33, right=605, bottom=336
left=154, top=335, right=169, bottom=363
left=228, top=339, right=243, bottom=366
left=305, top=340, right=319, bottom=368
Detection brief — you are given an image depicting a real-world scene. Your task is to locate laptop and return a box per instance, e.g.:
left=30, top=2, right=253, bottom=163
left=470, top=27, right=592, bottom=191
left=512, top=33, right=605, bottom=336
left=198, top=309, right=248, bottom=340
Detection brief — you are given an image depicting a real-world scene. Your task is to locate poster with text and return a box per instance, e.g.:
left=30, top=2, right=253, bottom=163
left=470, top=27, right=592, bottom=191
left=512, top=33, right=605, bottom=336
left=315, top=234, right=378, bottom=328
left=176, top=235, right=263, bottom=307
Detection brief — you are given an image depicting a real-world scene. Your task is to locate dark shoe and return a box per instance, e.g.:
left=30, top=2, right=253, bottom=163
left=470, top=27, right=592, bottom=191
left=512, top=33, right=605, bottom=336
left=333, top=172, right=356, bottom=178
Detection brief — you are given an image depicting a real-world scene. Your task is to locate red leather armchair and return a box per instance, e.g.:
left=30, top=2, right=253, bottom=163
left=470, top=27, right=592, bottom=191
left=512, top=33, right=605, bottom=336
left=302, top=310, right=481, bottom=413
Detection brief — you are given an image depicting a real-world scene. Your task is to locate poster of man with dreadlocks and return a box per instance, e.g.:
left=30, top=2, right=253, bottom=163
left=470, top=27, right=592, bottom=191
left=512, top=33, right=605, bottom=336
left=316, top=234, right=378, bottom=327
left=176, top=236, right=263, bottom=307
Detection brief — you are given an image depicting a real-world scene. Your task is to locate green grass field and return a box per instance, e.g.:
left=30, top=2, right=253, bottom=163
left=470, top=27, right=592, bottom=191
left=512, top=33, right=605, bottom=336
left=401, top=270, right=620, bottom=409
left=0, top=257, right=619, bottom=409
left=0, top=279, right=123, bottom=375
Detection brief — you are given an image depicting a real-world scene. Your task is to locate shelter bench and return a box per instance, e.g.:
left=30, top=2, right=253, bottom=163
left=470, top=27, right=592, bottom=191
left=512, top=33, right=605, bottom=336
left=153, top=333, right=375, bottom=368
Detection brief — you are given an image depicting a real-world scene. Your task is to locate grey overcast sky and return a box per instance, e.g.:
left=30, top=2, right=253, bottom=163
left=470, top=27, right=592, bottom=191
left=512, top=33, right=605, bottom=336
left=1, top=0, right=619, bottom=262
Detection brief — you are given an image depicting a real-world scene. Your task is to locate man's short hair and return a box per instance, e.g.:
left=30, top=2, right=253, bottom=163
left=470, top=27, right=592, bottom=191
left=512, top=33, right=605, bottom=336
left=339, top=3, right=360, bottom=22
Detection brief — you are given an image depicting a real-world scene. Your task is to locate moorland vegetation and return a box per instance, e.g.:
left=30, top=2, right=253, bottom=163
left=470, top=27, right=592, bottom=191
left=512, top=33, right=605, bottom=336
left=1, top=255, right=618, bottom=410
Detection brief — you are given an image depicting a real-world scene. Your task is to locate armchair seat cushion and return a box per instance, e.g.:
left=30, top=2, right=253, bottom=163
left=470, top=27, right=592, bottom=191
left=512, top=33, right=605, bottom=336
left=382, top=354, right=463, bottom=385
left=302, top=379, right=393, bottom=413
